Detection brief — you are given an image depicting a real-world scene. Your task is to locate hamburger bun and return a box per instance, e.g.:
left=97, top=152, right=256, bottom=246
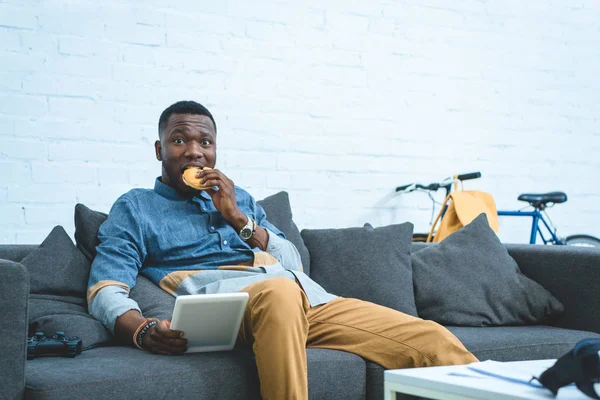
left=182, top=166, right=213, bottom=190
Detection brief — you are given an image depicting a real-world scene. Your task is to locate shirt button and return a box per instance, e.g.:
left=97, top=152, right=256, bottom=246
left=223, top=240, right=228, bottom=245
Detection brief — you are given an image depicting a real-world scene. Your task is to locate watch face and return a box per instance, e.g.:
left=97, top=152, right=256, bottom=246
left=240, top=227, right=252, bottom=240
left=240, top=215, right=254, bottom=240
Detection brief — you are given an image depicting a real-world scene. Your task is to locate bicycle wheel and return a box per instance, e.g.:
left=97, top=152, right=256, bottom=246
left=565, top=234, right=600, bottom=248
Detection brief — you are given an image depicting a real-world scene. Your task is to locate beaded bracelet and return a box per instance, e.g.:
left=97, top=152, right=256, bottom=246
left=133, top=318, right=158, bottom=350
left=138, top=320, right=158, bottom=349
left=132, top=320, right=148, bottom=349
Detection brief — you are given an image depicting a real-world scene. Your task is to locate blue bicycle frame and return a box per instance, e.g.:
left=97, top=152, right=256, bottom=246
left=497, top=210, right=564, bottom=245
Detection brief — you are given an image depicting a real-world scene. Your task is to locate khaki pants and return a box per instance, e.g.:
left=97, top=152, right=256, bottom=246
left=237, top=278, right=478, bottom=400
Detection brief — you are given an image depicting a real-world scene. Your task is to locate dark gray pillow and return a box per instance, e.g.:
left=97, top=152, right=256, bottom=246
left=301, top=222, right=418, bottom=316
left=411, top=213, right=564, bottom=326
left=130, top=275, right=176, bottom=321
left=20, top=226, right=90, bottom=297
left=28, top=294, right=113, bottom=350
left=19, top=226, right=111, bottom=350
left=74, top=203, right=107, bottom=262
left=258, top=191, right=311, bottom=275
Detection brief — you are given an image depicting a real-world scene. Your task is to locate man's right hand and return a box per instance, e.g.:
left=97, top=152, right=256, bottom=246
left=143, top=320, right=188, bottom=355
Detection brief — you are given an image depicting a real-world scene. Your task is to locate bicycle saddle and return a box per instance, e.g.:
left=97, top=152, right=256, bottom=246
left=518, top=192, right=567, bottom=207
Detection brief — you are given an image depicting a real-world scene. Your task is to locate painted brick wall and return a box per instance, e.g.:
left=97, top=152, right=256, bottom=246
left=1, top=0, right=599, bottom=244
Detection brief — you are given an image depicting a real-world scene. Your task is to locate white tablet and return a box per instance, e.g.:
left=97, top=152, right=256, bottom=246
left=170, top=292, right=249, bottom=353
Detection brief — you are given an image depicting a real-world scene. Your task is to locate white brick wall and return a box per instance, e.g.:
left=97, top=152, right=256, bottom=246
left=1, top=0, right=599, bottom=245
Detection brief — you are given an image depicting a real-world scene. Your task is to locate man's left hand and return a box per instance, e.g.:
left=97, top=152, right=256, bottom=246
left=199, top=168, right=246, bottom=228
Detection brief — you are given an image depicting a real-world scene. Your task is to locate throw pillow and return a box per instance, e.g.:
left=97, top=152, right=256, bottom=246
left=74, top=203, right=107, bottom=262
left=301, top=222, right=418, bottom=316
left=257, top=191, right=311, bottom=275
left=411, top=213, right=564, bottom=326
left=18, top=225, right=111, bottom=349
left=28, top=294, right=113, bottom=350
left=20, top=225, right=90, bottom=297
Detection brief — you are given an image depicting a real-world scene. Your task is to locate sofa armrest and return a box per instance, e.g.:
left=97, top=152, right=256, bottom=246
left=0, top=244, right=38, bottom=262
left=507, top=244, right=600, bottom=334
left=0, top=259, right=29, bottom=400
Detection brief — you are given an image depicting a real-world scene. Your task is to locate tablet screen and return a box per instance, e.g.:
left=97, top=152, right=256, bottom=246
left=170, top=292, right=249, bottom=353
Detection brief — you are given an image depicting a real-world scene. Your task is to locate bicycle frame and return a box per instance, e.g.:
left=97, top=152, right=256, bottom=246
left=497, top=210, right=565, bottom=245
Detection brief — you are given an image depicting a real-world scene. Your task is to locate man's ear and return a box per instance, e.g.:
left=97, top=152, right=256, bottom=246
left=155, top=140, right=162, bottom=161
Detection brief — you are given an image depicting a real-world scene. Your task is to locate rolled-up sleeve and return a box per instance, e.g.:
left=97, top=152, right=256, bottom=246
left=248, top=194, right=303, bottom=271
left=265, top=229, right=303, bottom=271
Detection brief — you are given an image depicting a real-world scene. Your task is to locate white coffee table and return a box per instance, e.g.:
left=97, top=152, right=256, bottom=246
left=384, top=359, right=590, bottom=400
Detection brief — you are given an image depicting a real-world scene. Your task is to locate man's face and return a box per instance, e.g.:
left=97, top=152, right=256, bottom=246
left=155, top=113, right=217, bottom=195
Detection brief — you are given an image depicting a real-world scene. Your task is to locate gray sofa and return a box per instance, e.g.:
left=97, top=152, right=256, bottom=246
left=2, top=192, right=600, bottom=400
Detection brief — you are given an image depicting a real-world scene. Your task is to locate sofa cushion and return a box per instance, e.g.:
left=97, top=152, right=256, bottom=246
left=411, top=214, right=564, bottom=326
left=257, top=191, right=311, bottom=275
left=74, top=203, right=107, bottom=263
left=24, top=347, right=366, bottom=400
left=447, top=325, right=600, bottom=361
left=0, top=244, right=39, bottom=262
left=20, top=226, right=90, bottom=297
left=28, top=294, right=113, bottom=350
left=301, top=222, right=418, bottom=316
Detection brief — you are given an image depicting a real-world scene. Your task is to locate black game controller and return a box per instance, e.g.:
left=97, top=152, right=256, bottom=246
left=27, top=331, right=83, bottom=360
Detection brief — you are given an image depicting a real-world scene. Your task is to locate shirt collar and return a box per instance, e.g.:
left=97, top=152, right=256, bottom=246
left=154, top=177, right=212, bottom=201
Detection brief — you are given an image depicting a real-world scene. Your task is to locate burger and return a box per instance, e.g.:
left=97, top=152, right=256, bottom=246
left=182, top=166, right=213, bottom=190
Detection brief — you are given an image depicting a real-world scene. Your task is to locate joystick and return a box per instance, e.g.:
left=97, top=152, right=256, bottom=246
left=27, top=331, right=82, bottom=360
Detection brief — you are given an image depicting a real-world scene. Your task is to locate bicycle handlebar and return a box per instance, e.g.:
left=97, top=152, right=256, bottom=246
left=395, top=183, right=442, bottom=192
left=395, top=184, right=412, bottom=192
left=456, top=172, right=481, bottom=181
left=395, top=183, right=441, bottom=192
left=395, top=172, right=481, bottom=193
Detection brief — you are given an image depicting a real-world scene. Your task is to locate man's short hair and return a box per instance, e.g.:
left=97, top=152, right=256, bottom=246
left=158, top=100, right=217, bottom=138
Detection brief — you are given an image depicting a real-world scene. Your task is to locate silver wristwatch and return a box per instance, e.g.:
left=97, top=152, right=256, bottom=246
left=239, top=215, right=256, bottom=241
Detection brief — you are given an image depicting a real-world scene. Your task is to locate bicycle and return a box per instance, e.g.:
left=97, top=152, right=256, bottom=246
left=395, top=172, right=600, bottom=247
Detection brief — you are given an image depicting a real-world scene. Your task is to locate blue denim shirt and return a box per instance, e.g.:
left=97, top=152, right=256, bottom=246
left=87, top=178, right=336, bottom=331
